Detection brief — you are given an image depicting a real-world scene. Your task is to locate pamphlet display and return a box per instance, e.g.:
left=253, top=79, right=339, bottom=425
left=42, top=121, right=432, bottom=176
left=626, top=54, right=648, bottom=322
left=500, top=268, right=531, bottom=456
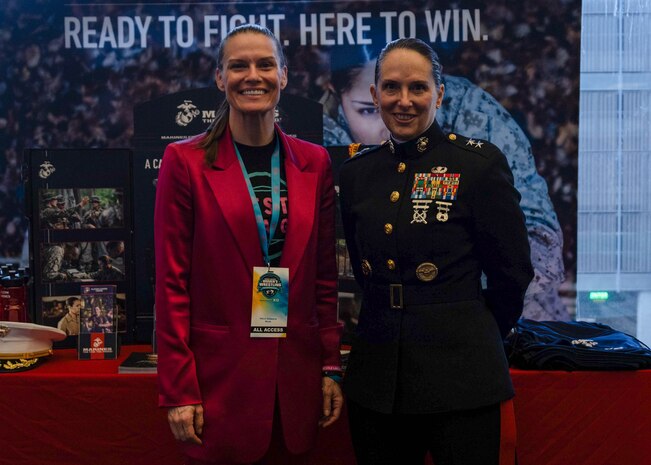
left=78, top=284, right=119, bottom=360
left=23, top=149, right=134, bottom=346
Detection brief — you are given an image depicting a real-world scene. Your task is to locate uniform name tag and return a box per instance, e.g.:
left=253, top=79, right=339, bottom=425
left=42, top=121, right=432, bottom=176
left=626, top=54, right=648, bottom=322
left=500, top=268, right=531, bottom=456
left=250, top=266, right=289, bottom=338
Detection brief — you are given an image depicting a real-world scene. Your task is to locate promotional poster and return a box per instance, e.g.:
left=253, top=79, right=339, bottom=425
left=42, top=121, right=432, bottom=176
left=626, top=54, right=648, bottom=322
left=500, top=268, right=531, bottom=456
left=0, top=0, right=581, bottom=337
left=78, top=283, right=119, bottom=359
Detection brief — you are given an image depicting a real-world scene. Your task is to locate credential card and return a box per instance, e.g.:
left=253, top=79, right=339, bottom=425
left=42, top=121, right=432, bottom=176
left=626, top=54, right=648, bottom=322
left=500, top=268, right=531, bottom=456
left=250, top=266, right=289, bottom=338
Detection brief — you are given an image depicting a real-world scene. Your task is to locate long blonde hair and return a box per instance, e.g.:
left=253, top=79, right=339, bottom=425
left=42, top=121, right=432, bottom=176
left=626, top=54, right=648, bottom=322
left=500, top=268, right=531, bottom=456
left=198, top=24, right=287, bottom=165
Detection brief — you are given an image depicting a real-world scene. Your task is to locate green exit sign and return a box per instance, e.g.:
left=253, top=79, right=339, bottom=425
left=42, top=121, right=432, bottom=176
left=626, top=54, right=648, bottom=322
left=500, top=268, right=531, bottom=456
left=589, top=291, right=609, bottom=301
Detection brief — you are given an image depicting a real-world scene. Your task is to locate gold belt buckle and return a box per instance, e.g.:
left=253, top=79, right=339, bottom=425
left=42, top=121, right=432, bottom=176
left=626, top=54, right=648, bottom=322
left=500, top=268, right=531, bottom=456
left=390, top=284, right=403, bottom=310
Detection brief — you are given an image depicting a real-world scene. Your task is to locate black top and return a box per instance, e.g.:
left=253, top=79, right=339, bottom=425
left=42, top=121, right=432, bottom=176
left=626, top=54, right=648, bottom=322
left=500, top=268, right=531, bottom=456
left=235, top=136, right=288, bottom=268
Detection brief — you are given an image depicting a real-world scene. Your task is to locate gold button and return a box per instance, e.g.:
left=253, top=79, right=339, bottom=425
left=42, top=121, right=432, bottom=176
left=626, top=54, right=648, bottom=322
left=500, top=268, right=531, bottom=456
left=386, top=259, right=396, bottom=270
left=397, top=162, right=406, bottom=173
left=361, top=259, right=372, bottom=276
left=384, top=223, right=393, bottom=235
left=390, top=191, right=400, bottom=202
left=448, top=133, right=457, bottom=141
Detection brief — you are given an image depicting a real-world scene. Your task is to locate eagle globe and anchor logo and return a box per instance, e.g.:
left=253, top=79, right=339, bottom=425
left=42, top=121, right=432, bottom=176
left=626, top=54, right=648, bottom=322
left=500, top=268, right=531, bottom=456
left=175, top=100, right=200, bottom=127
left=38, top=161, right=56, bottom=179
left=257, top=271, right=283, bottom=298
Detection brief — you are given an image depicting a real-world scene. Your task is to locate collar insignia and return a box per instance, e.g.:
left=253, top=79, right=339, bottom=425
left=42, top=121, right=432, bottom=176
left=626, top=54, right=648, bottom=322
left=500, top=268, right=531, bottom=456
left=416, top=137, right=429, bottom=152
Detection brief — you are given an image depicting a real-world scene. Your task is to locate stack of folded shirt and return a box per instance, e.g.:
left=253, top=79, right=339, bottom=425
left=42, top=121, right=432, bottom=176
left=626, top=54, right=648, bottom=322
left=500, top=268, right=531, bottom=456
left=505, top=319, right=651, bottom=370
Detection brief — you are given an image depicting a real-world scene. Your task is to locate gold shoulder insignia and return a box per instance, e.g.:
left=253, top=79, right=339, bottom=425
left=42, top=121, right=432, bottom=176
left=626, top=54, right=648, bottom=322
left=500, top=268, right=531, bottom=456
left=348, top=143, right=362, bottom=158
left=344, top=143, right=381, bottom=163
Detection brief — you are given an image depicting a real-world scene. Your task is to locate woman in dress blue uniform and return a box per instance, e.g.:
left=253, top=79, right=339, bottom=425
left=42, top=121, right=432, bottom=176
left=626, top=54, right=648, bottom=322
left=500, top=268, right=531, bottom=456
left=338, top=38, right=534, bottom=465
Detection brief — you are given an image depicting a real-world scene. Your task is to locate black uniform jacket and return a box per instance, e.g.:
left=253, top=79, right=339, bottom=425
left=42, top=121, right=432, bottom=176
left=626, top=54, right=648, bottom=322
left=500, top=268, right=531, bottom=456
left=338, top=122, right=534, bottom=414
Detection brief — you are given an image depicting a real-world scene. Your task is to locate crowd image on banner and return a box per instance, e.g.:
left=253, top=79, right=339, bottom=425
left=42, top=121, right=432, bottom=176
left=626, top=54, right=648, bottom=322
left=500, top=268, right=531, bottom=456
left=0, top=1, right=580, bottom=320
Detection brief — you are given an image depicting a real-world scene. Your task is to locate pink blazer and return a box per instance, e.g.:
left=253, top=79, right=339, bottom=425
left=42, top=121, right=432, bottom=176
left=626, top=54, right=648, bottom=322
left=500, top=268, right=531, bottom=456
left=154, top=125, right=342, bottom=463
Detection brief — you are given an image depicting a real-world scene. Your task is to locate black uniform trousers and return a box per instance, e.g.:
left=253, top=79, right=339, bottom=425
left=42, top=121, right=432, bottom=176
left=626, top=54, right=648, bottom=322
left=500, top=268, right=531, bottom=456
left=347, top=398, right=515, bottom=465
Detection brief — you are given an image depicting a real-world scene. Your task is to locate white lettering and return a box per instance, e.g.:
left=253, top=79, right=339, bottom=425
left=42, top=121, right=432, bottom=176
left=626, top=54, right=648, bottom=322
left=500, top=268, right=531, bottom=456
left=319, top=13, right=335, bottom=45
left=83, top=17, right=98, bottom=48
left=133, top=16, right=151, bottom=47
left=337, top=13, right=355, bottom=45
left=203, top=15, right=220, bottom=46
left=425, top=10, right=451, bottom=42
left=380, top=11, right=397, bottom=42
left=267, top=14, right=284, bottom=39
left=398, top=11, right=416, bottom=38
left=462, top=9, right=481, bottom=41
left=158, top=16, right=175, bottom=47
left=425, top=9, right=483, bottom=42
left=300, top=12, right=376, bottom=45
left=176, top=15, right=193, bottom=48
left=356, top=12, right=372, bottom=45
left=299, top=14, right=318, bottom=45
left=98, top=18, right=118, bottom=48
left=65, top=16, right=151, bottom=49
left=228, top=14, right=245, bottom=30
left=64, top=17, right=82, bottom=48
left=144, top=158, right=162, bottom=169
left=117, top=17, right=136, bottom=48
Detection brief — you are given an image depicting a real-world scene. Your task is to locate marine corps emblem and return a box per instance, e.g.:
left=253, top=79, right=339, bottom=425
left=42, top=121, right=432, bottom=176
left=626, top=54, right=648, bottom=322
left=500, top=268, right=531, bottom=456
left=416, top=137, right=429, bottom=152
left=175, top=100, right=200, bottom=127
left=38, top=161, right=56, bottom=179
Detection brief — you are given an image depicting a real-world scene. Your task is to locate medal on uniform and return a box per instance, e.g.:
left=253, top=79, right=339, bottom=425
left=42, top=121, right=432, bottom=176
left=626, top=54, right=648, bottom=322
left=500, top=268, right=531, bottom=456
left=411, top=199, right=432, bottom=224
left=411, top=173, right=433, bottom=223
left=410, top=170, right=461, bottom=223
left=234, top=138, right=289, bottom=338
left=435, top=201, right=453, bottom=222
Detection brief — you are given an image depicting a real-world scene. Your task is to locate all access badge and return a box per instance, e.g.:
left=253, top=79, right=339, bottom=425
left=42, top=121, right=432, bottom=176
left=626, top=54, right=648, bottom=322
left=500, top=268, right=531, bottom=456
left=250, top=266, right=289, bottom=338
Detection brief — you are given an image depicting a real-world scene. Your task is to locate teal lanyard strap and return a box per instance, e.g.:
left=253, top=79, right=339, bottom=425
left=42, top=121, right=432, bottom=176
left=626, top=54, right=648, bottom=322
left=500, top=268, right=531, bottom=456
left=234, top=137, right=281, bottom=267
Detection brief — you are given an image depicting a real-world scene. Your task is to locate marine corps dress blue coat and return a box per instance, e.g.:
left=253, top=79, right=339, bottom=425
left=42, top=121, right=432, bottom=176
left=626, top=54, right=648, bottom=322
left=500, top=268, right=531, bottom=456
left=338, top=121, right=534, bottom=414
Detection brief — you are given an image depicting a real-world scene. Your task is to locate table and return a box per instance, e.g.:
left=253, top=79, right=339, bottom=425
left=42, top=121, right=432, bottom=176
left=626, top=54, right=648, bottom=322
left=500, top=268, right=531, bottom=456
left=1, top=345, right=649, bottom=465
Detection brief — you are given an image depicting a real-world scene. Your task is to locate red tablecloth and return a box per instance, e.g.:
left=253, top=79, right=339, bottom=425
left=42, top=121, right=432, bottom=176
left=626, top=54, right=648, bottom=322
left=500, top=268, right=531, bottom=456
left=1, top=345, right=649, bottom=465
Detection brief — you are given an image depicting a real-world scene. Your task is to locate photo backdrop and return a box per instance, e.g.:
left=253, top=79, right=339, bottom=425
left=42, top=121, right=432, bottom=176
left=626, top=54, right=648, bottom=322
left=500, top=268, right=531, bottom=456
left=0, top=0, right=581, bottom=336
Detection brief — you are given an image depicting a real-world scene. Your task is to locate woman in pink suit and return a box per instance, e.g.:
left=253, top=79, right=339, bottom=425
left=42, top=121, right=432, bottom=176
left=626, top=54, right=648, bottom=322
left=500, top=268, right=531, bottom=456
left=154, top=24, right=343, bottom=465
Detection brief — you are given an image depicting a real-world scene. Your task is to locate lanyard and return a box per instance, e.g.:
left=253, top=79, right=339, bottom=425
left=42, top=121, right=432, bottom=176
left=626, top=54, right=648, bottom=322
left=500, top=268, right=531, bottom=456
left=234, top=136, right=281, bottom=267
